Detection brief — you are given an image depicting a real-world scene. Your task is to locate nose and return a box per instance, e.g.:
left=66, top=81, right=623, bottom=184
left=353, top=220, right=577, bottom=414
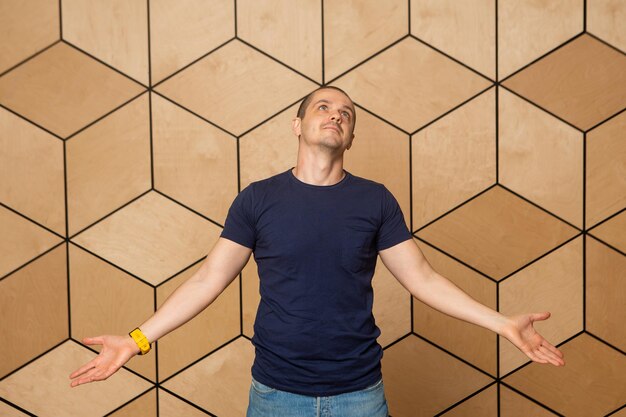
left=329, top=110, right=342, bottom=124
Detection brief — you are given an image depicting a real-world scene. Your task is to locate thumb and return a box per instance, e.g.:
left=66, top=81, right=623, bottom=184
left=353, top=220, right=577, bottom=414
left=531, top=312, right=551, bottom=322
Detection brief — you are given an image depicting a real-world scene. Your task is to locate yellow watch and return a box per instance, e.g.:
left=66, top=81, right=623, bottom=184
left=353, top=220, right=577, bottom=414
left=129, top=328, right=151, bottom=355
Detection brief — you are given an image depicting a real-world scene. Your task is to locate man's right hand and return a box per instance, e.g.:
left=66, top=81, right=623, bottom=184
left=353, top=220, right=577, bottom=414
left=69, top=335, right=140, bottom=387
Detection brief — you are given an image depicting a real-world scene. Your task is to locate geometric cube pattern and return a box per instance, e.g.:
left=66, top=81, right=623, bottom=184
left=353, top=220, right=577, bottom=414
left=0, top=1, right=624, bottom=416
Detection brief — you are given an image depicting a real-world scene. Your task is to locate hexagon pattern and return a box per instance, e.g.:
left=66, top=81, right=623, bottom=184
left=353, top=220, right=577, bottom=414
left=0, top=2, right=624, bottom=416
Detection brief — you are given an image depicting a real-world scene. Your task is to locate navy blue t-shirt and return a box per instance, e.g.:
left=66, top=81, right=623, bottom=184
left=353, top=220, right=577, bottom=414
left=220, top=169, right=411, bottom=396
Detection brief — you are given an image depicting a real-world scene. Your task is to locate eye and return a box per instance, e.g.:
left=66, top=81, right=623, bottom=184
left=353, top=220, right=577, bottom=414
left=318, top=104, right=328, bottom=110
left=341, top=111, right=351, bottom=119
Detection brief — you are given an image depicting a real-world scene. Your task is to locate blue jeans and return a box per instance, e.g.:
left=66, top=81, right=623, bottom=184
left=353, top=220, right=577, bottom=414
left=246, top=377, right=389, bottom=417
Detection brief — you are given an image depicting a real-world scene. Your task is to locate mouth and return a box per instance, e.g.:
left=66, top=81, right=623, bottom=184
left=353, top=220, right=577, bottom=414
left=323, top=124, right=342, bottom=134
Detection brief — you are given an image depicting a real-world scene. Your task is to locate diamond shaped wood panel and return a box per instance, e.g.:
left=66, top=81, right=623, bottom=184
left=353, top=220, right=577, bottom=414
left=1, top=1, right=624, bottom=415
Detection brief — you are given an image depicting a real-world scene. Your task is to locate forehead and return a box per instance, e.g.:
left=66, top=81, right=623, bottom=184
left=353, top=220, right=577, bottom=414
left=308, top=89, right=355, bottom=111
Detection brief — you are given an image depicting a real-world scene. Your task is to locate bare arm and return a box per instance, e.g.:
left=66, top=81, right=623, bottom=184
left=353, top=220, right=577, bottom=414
left=70, top=237, right=252, bottom=387
left=379, top=239, right=564, bottom=366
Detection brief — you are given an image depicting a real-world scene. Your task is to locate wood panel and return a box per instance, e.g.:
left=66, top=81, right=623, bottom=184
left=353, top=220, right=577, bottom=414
left=0, top=42, right=144, bottom=138
left=411, top=0, right=495, bottom=78
left=67, top=94, right=151, bottom=235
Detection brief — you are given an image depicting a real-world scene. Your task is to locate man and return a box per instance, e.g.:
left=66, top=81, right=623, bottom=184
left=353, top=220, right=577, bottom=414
left=70, top=87, right=564, bottom=416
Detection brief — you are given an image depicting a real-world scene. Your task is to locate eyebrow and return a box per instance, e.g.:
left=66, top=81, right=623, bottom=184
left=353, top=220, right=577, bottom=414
left=313, top=99, right=355, bottom=115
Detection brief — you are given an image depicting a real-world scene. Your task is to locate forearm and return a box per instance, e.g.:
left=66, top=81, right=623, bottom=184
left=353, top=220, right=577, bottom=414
left=136, top=238, right=251, bottom=343
left=409, top=269, right=507, bottom=335
left=380, top=240, right=509, bottom=335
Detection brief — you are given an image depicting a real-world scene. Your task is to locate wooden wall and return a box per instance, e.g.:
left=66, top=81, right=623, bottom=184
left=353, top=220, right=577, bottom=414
left=1, top=1, right=625, bottom=416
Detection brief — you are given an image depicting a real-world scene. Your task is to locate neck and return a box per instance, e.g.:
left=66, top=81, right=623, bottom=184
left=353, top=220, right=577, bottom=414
left=292, top=149, right=345, bottom=186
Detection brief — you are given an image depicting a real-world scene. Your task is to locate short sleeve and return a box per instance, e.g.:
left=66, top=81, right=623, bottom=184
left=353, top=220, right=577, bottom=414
left=220, top=185, right=256, bottom=250
left=375, top=187, right=412, bottom=251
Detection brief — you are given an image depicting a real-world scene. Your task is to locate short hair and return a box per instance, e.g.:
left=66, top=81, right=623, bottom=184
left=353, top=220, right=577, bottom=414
left=296, top=86, right=356, bottom=127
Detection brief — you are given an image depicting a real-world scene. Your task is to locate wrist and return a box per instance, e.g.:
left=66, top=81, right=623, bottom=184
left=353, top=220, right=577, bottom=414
left=128, top=328, right=151, bottom=355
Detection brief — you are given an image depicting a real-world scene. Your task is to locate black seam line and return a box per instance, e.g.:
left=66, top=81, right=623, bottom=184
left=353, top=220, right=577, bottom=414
left=150, top=90, right=237, bottom=138
left=324, top=34, right=410, bottom=85
left=497, top=233, right=582, bottom=285
left=410, top=34, right=496, bottom=83
left=151, top=37, right=236, bottom=89
left=235, top=37, right=320, bottom=85
left=586, top=329, right=626, bottom=357
left=154, top=256, right=207, bottom=304
left=63, top=90, right=148, bottom=141
left=380, top=332, right=413, bottom=352
left=497, top=380, right=501, bottom=417
left=587, top=233, right=626, bottom=258
left=410, top=84, right=495, bottom=136
left=62, top=40, right=149, bottom=89
left=433, top=381, right=498, bottom=417
left=413, top=183, right=498, bottom=234
left=153, top=287, right=160, bottom=384
left=234, top=0, right=238, bottom=37
left=146, top=0, right=152, bottom=88
left=583, top=230, right=587, bottom=333
left=0, top=40, right=61, bottom=78
left=585, top=105, right=626, bottom=134
left=410, top=332, right=497, bottom=380
left=496, top=270, right=501, bottom=378
left=0, top=103, right=64, bottom=141
left=155, top=385, right=160, bottom=417
left=497, top=184, right=583, bottom=231
left=321, top=0, right=325, bottom=85
left=583, top=0, right=587, bottom=32
left=58, top=0, right=63, bottom=39
left=498, top=31, right=586, bottom=84
left=409, top=132, right=415, bottom=334
left=148, top=92, right=155, bottom=190
left=102, top=386, right=156, bottom=417
left=495, top=0, right=498, bottom=83
left=0, top=338, right=67, bottom=382
left=606, top=403, right=626, bottom=417
left=496, top=84, right=500, bottom=183
left=499, top=330, right=583, bottom=380
left=380, top=330, right=412, bottom=351
left=157, top=334, right=241, bottom=385
left=498, top=84, right=585, bottom=133
left=158, top=386, right=217, bottom=417
left=0, top=240, right=65, bottom=283
left=585, top=31, right=626, bottom=56
left=240, top=333, right=253, bottom=342
left=586, top=206, right=626, bottom=234
left=151, top=189, right=225, bottom=229
left=64, top=135, right=71, bottom=339
left=346, top=103, right=411, bottom=135
left=0, top=201, right=65, bottom=240
left=582, top=131, right=587, bottom=230
left=0, top=396, right=37, bottom=417
left=68, top=240, right=158, bottom=288
left=407, top=0, right=411, bottom=34
left=238, top=272, right=244, bottom=336
left=499, top=381, right=566, bottom=417
left=67, top=188, right=151, bottom=240
left=412, top=235, right=499, bottom=284
left=68, top=339, right=157, bottom=385
left=237, top=90, right=322, bottom=138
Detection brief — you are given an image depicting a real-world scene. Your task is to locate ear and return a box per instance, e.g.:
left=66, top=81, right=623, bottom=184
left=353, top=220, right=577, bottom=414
left=292, top=117, right=302, bottom=137
left=346, top=133, right=355, bottom=150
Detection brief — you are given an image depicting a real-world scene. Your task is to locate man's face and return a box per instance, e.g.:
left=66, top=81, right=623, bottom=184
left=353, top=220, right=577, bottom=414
left=292, top=88, right=356, bottom=153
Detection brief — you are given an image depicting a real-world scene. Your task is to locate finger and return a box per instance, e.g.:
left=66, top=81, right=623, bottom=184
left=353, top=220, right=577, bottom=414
left=69, top=360, right=97, bottom=379
left=540, top=340, right=564, bottom=358
left=539, top=345, right=565, bottom=366
left=522, top=347, right=548, bottom=364
left=82, top=336, right=105, bottom=346
left=70, top=367, right=100, bottom=387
